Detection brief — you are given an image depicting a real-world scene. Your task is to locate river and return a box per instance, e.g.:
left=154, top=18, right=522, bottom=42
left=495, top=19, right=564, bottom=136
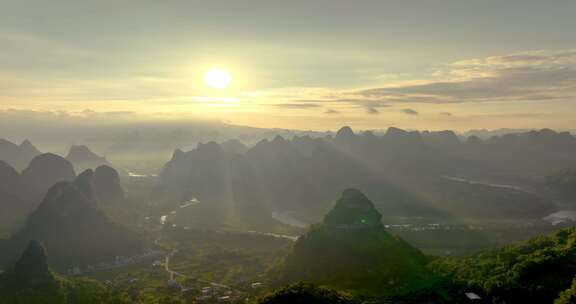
left=441, top=175, right=534, bottom=193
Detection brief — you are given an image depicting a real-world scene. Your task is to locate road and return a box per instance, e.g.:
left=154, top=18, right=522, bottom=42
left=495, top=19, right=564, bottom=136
left=163, top=251, right=185, bottom=281
left=155, top=199, right=235, bottom=289
left=216, top=228, right=299, bottom=241
left=162, top=248, right=232, bottom=289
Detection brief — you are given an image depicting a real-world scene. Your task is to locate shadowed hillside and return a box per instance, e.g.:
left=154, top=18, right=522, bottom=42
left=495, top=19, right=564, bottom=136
left=1, top=167, right=143, bottom=270
left=276, top=189, right=436, bottom=298
left=156, top=127, right=562, bottom=229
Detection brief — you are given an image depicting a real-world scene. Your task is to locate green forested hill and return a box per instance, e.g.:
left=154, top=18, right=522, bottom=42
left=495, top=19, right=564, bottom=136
left=277, top=189, right=440, bottom=299
left=0, top=241, right=133, bottom=304
left=433, top=227, right=576, bottom=303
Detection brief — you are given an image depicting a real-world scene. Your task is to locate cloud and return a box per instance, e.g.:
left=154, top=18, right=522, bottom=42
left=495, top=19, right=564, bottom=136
left=103, top=111, right=136, bottom=116
left=0, top=109, right=139, bottom=121
left=366, top=107, right=380, bottom=115
left=272, top=50, right=576, bottom=112
left=277, top=97, right=391, bottom=114
left=272, top=103, right=322, bottom=109
left=349, top=50, right=576, bottom=104
left=401, top=108, right=418, bottom=115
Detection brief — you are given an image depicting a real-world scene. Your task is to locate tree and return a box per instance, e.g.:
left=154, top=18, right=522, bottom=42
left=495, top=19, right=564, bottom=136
left=255, top=282, right=358, bottom=304
left=556, top=278, right=576, bottom=304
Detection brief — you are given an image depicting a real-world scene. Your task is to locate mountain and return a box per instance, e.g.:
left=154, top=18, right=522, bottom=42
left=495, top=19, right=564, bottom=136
left=65, top=145, right=113, bottom=174
left=0, top=161, right=28, bottom=232
left=158, top=128, right=446, bottom=227
left=0, top=139, right=41, bottom=171
left=421, top=130, right=460, bottom=149
left=73, top=166, right=125, bottom=205
left=277, top=189, right=434, bottom=297
left=220, top=139, right=249, bottom=154
left=466, top=128, right=576, bottom=176
left=157, top=126, right=557, bottom=227
left=74, top=169, right=97, bottom=204
left=17, top=140, right=42, bottom=169
left=266, top=224, right=576, bottom=303
left=1, top=178, right=143, bottom=270
left=93, top=165, right=125, bottom=204
left=0, top=139, right=17, bottom=162
left=0, top=241, right=66, bottom=303
left=0, top=240, right=134, bottom=304
left=1, top=155, right=101, bottom=233
left=462, top=128, right=533, bottom=139
left=0, top=161, right=24, bottom=200
left=21, top=153, right=76, bottom=203
left=159, top=141, right=272, bottom=228
left=1, top=146, right=125, bottom=232
left=546, top=168, right=576, bottom=200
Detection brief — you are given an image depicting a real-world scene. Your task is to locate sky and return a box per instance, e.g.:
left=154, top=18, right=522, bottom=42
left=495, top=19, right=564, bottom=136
left=1, top=0, right=576, bottom=131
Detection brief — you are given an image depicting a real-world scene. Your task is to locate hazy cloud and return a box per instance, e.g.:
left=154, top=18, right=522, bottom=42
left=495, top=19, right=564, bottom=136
left=366, top=107, right=380, bottom=115
left=401, top=108, right=419, bottom=115
left=273, top=103, right=322, bottom=109
left=276, top=50, right=576, bottom=114
left=351, top=50, right=576, bottom=104
left=0, top=109, right=139, bottom=122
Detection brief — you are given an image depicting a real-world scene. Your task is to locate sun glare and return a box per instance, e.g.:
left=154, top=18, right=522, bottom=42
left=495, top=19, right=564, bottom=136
left=204, top=69, right=232, bottom=89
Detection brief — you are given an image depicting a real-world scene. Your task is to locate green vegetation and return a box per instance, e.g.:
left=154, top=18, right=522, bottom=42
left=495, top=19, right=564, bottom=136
left=555, top=278, right=576, bottom=304
left=0, top=241, right=66, bottom=303
left=254, top=282, right=358, bottom=304
left=0, top=241, right=133, bottom=304
left=433, top=227, right=576, bottom=303
left=71, top=226, right=292, bottom=303
left=280, top=224, right=434, bottom=294
left=3, top=180, right=575, bottom=303
left=164, top=227, right=291, bottom=285
left=394, top=220, right=560, bottom=256
left=5, top=215, right=576, bottom=303
left=278, top=189, right=442, bottom=300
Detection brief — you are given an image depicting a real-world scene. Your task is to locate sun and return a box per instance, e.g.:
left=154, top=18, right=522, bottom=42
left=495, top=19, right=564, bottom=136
left=204, top=69, right=232, bottom=89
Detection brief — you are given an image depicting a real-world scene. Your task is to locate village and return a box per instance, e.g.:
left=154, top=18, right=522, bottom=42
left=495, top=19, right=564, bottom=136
left=66, top=248, right=167, bottom=276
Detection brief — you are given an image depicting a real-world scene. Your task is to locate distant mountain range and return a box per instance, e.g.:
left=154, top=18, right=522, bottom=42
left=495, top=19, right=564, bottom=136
left=0, top=140, right=129, bottom=234
left=157, top=126, right=574, bottom=227
left=0, top=139, right=117, bottom=174
left=462, top=128, right=575, bottom=139
left=0, top=139, right=41, bottom=171
left=65, top=145, right=114, bottom=174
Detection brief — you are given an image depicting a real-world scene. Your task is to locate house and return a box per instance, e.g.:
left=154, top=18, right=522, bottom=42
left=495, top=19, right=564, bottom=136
left=465, top=292, right=482, bottom=301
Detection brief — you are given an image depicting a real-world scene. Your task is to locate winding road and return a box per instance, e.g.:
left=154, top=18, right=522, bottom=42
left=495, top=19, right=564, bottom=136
left=154, top=199, right=251, bottom=289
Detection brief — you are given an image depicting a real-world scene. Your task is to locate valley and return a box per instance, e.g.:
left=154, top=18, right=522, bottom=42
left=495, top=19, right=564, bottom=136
left=2, top=126, right=576, bottom=303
